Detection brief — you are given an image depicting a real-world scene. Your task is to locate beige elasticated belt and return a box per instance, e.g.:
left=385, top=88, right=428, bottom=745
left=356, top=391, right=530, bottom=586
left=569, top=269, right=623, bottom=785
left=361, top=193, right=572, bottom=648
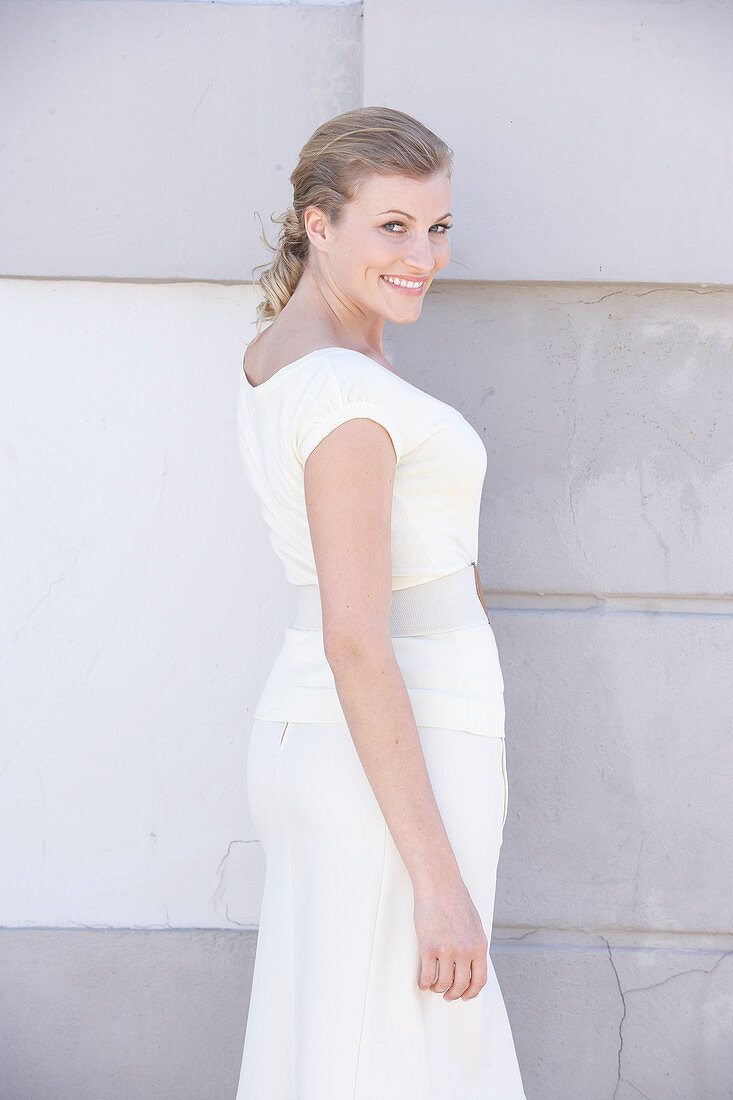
left=292, top=561, right=491, bottom=637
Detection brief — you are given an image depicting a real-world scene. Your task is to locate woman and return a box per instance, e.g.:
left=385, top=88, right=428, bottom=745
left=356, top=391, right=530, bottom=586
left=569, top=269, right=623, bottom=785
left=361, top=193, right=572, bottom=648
left=235, top=106, right=526, bottom=1099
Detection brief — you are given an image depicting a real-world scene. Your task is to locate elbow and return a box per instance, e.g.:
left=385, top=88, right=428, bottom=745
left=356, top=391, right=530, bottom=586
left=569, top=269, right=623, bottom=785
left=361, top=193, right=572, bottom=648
left=323, top=626, right=393, bottom=672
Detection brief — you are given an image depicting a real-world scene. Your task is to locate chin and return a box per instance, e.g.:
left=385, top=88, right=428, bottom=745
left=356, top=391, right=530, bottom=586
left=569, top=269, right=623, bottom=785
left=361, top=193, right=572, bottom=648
left=389, top=302, right=424, bottom=323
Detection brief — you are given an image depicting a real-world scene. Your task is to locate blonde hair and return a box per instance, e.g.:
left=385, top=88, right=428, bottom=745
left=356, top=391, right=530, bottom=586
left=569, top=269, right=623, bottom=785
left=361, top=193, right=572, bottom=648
left=249, top=106, right=453, bottom=340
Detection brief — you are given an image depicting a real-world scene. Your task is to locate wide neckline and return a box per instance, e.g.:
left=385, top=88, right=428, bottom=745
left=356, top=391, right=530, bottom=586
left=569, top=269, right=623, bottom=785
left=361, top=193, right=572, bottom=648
left=241, top=346, right=342, bottom=392
left=238, top=343, right=463, bottom=420
left=241, top=345, right=411, bottom=395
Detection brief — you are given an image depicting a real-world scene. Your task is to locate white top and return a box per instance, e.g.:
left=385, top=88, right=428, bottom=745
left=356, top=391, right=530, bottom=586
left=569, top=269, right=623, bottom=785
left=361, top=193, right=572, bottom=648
left=236, top=346, right=505, bottom=737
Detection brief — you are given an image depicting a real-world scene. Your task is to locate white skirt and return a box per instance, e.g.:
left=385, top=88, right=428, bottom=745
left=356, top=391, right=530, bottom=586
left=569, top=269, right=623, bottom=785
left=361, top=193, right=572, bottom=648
left=235, top=718, right=526, bottom=1100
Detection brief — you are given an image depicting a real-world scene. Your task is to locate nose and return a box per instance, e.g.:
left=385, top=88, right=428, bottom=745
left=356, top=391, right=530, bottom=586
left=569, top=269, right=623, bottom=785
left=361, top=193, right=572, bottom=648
left=402, top=233, right=435, bottom=275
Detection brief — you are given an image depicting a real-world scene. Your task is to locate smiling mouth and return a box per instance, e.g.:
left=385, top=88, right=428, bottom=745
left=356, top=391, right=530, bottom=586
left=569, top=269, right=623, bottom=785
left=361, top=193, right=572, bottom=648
left=380, top=274, right=427, bottom=292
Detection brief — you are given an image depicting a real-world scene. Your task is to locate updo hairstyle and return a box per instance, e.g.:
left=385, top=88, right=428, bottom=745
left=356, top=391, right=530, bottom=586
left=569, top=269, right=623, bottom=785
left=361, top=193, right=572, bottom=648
left=250, top=106, right=453, bottom=339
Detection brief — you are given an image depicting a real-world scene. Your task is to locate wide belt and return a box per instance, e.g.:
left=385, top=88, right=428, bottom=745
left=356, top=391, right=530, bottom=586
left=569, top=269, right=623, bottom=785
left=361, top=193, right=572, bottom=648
left=292, top=561, right=491, bottom=637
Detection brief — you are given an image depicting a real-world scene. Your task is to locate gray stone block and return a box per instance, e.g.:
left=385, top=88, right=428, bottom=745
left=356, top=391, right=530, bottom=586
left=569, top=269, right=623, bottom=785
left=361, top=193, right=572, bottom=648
left=0, top=1, right=362, bottom=279
left=491, top=610, right=733, bottom=934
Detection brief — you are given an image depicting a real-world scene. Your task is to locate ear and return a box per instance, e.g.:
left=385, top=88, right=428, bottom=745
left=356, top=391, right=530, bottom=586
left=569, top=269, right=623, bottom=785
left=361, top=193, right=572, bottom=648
left=303, top=205, right=332, bottom=255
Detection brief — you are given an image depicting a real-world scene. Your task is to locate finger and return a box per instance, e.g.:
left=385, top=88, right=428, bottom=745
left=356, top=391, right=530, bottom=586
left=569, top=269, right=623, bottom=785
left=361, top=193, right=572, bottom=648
left=443, top=957, right=472, bottom=1001
left=418, top=954, right=439, bottom=991
left=431, top=955, right=454, bottom=994
left=460, top=952, right=488, bottom=1001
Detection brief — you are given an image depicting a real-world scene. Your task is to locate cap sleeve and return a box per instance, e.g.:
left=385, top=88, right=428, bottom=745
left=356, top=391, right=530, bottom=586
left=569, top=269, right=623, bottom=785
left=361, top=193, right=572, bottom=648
left=295, top=360, right=404, bottom=467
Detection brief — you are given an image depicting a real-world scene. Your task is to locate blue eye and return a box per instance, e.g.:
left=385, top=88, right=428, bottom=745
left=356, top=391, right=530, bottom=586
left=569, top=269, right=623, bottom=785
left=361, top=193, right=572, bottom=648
left=382, top=222, right=453, bottom=233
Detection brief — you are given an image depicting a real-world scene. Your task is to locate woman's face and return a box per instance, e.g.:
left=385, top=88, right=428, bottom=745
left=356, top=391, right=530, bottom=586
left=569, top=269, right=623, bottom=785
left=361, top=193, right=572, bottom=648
left=306, top=170, right=452, bottom=324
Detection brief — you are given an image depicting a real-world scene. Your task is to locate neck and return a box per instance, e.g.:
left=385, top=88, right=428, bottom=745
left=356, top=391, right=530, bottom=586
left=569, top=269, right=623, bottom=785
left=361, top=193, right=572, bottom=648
left=281, top=264, right=386, bottom=357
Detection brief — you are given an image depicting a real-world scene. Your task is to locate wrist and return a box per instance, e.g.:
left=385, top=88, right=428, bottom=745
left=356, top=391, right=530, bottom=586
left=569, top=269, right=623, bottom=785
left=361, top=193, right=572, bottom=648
left=410, top=853, right=464, bottom=897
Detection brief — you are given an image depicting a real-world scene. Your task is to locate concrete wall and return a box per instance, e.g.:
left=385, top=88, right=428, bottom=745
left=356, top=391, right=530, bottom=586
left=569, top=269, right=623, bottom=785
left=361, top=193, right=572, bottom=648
left=3, top=0, right=733, bottom=282
left=0, top=0, right=363, bottom=279
left=364, top=0, right=733, bottom=283
left=2, top=2, right=731, bottom=1098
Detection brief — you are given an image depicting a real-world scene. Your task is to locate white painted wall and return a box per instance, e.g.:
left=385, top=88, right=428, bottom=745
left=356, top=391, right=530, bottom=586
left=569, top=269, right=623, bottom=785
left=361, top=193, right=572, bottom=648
left=2, top=279, right=277, bottom=929
left=3, top=277, right=732, bottom=938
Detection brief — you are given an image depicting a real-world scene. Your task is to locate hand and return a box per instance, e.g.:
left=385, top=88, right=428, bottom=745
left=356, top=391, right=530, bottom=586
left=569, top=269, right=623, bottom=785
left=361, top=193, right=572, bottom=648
left=413, top=878, right=489, bottom=1001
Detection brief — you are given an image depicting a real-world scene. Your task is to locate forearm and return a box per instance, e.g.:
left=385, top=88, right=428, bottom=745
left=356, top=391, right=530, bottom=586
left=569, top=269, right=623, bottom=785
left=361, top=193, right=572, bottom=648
left=326, top=638, right=462, bottom=894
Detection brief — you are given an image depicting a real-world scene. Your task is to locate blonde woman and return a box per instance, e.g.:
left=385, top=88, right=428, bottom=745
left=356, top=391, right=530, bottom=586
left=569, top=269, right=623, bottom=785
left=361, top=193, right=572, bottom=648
left=235, top=106, right=526, bottom=1099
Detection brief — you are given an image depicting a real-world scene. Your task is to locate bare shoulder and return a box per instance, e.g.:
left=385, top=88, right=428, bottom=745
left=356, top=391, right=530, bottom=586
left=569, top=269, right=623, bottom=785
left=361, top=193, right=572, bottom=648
left=242, top=331, right=301, bottom=386
left=243, top=327, right=406, bottom=385
left=242, top=325, right=334, bottom=386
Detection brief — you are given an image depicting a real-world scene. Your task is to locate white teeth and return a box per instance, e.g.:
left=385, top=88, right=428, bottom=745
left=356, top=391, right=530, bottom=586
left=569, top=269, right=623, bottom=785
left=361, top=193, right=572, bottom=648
left=383, top=275, right=424, bottom=289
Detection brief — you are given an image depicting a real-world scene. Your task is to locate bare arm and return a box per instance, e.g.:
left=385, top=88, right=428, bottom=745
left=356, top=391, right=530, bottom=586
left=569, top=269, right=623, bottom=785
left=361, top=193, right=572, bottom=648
left=304, top=417, right=488, bottom=1001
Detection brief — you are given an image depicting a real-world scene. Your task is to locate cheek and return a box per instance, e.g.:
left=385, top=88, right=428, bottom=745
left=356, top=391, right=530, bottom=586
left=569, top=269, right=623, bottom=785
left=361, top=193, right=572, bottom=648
left=435, top=242, right=451, bottom=270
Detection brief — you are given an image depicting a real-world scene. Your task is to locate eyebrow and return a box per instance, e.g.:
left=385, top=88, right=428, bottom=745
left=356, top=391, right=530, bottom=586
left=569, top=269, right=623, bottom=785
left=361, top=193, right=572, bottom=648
left=377, top=209, right=453, bottom=221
